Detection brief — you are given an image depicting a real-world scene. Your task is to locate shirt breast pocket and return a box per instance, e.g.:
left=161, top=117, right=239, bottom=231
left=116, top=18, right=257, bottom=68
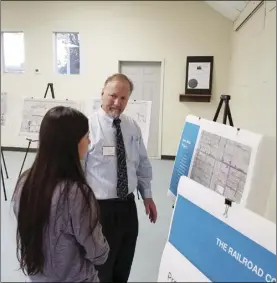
left=127, top=135, right=140, bottom=166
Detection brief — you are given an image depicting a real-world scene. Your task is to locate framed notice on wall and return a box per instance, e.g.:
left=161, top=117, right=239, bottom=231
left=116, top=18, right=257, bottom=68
left=185, top=56, right=214, bottom=95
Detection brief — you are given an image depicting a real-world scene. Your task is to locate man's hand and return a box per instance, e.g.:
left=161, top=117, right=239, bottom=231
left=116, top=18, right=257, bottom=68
left=143, top=198, right=157, bottom=223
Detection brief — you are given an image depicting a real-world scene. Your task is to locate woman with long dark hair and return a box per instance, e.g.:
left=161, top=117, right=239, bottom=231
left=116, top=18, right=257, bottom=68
left=12, top=106, right=109, bottom=282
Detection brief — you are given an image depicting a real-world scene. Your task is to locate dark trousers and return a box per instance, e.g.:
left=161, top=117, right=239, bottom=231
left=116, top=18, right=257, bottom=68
left=96, top=194, right=139, bottom=282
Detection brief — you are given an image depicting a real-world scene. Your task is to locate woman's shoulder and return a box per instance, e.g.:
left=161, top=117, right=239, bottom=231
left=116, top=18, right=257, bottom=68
left=54, top=181, right=92, bottom=206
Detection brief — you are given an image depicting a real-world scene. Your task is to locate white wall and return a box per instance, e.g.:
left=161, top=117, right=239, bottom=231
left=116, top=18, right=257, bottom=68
left=2, top=1, right=275, bottom=221
left=228, top=3, right=276, bottom=222
left=1, top=1, right=232, bottom=154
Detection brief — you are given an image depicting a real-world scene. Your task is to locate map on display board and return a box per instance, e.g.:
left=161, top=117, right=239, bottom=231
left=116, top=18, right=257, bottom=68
left=158, top=176, right=276, bottom=283
left=190, top=130, right=252, bottom=203
left=1, top=92, right=7, bottom=126
left=169, top=115, right=262, bottom=205
left=19, top=98, right=82, bottom=139
left=91, top=98, right=152, bottom=148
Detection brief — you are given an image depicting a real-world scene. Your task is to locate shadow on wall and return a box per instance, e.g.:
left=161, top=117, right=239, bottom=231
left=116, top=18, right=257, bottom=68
left=247, top=134, right=276, bottom=219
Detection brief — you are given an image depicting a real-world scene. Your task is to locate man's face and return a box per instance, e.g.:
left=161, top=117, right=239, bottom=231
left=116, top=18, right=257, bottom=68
left=101, top=80, right=130, bottom=118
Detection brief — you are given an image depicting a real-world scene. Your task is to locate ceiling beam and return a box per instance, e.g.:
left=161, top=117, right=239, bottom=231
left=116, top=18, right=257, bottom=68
left=233, top=0, right=264, bottom=31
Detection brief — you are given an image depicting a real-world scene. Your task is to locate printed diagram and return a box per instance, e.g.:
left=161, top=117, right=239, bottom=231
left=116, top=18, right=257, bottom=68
left=20, top=99, right=80, bottom=137
left=124, top=101, right=150, bottom=146
left=190, top=131, right=252, bottom=203
left=125, top=106, right=147, bottom=124
left=1, top=92, right=7, bottom=126
left=135, top=112, right=146, bottom=123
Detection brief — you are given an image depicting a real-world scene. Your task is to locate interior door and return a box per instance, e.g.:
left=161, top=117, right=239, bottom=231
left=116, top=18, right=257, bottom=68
left=119, top=61, right=162, bottom=158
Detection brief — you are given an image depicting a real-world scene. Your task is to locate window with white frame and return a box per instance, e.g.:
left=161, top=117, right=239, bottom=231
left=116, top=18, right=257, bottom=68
left=54, top=32, right=80, bottom=75
left=2, top=32, right=25, bottom=73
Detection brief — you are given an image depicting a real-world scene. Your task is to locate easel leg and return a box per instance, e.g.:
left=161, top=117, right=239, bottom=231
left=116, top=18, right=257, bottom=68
left=213, top=99, right=223, bottom=122
left=1, top=150, right=9, bottom=179
left=18, top=140, right=32, bottom=178
left=1, top=167, right=7, bottom=201
left=223, top=101, right=228, bottom=125
left=44, top=84, right=50, bottom=98
left=226, top=106, right=234, bottom=126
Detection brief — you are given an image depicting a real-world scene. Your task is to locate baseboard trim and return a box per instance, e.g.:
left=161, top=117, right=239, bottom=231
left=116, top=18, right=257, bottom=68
left=161, top=155, right=175, bottom=160
left=1, top=146, right=38, bottom=153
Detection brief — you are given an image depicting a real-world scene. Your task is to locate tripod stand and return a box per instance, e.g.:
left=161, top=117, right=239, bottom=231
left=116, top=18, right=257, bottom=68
left=1, top=149, right=9, bottom=201
left=18, top=83, right=55, bottom=178
left=213, top=95, right=234, bottom=126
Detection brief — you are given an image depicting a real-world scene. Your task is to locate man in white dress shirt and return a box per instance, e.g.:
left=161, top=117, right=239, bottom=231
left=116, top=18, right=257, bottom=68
left=85, top=73, right=157, bottom=282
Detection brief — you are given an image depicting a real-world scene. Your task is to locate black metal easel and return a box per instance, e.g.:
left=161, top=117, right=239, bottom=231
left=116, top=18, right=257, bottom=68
left=213, top=94, right=237, bottom=217
left=18, top=83, right=55, bottom=179
left=213, top=94, right=234, bottom=127
left=1, top=149, right=9, bottom=201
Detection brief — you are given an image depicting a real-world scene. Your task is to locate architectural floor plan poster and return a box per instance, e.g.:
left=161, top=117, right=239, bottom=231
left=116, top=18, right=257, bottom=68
left=19, top=98, right=81, bottom=139
left=159, top=176, right=276, bottom=282
left=169, top=115, right=262, bottom=205
left=190, top=130, right=251, bottom=203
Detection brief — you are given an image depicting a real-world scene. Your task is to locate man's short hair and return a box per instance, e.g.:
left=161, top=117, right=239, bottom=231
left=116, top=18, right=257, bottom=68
left=104, top=73, right=134, bottom=93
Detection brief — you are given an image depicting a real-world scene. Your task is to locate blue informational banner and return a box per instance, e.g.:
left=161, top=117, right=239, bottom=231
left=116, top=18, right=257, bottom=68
left=169, top=122, right=200, bottom=196
left=169, top=195, right=276, bottom=283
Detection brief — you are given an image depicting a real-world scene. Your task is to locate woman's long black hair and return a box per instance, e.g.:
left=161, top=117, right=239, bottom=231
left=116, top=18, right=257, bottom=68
left=12, top=106, right=98, bottom=276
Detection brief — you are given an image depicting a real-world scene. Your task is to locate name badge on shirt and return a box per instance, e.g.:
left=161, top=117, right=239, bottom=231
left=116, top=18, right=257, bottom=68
left=102, top=146, right=115, bottom=156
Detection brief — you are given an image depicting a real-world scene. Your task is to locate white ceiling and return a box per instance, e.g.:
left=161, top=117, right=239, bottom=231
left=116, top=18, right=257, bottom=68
left=205, top=1, right=249, bottom=21
left=1, top=0, right=250, bottom=22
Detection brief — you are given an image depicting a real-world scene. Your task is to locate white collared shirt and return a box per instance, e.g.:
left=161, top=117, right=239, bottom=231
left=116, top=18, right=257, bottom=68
left=85, top=107, right=153, bottom=200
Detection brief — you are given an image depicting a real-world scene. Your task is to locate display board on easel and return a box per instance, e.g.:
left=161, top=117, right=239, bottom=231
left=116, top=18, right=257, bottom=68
left=168, top=115, right=262, bottom=205
left=18, top=83, right=82, bottom=178
left=19, top=98, right=81, bottom=139
left=91, top=98, right=152, bottom=148
left=159, top=94, right=276, bottom=282
left=168, top=95, right=273, bottom=217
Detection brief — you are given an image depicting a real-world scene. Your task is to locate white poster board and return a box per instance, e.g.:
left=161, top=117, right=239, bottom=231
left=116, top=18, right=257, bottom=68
left=1, top=92, right=7, bottom=126
left=168, top=115, right=273, bottom=216
left=19, top=98, right=82, bottom=139
left=159, top=176, right=276, bottom=282
left=91, top=98, right=152, bottom=148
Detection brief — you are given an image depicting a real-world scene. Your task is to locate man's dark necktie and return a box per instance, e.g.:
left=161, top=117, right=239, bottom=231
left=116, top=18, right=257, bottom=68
left=113, top=118, right=129, bottom=199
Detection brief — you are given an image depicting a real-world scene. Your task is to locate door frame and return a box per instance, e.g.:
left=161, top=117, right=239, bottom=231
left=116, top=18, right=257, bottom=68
left=118, top=59, right=165, bottom=159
